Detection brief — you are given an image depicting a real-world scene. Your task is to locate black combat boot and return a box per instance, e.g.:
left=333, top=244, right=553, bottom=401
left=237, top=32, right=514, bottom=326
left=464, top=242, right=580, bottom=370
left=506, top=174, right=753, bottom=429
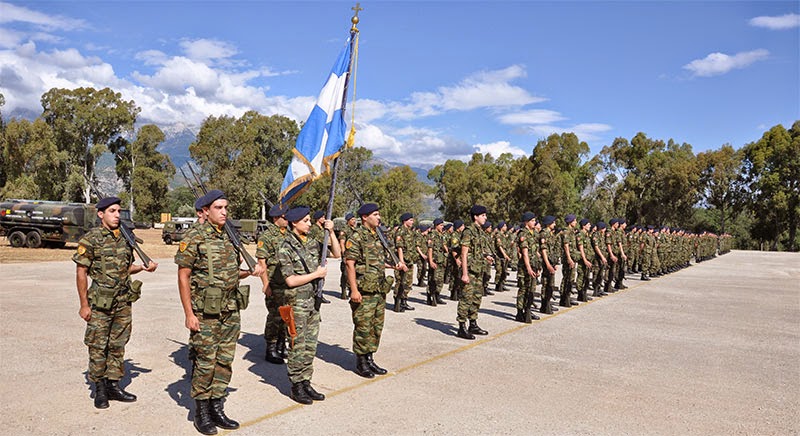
left=94, top=379, right=109, bottom=409
left=393, top=295, right=404, bottom=313
left=468, top=320, right=488, bottom=335
left=401, top=298, right=415, bottom=311
left=194, top=399, right=217, bottom=435
left=302, top=380, right=325, bottom=401
left=276, top=331, right=289, bottom=359
left=265, top=342, right=284, bottom=365
left=456, top=322, right=475, bottom=340
left=435, top=293, right=446, bottom=305
left=355, top=354, right=375, bottom=378
left=426, top=291, right=434, bottom=306
left=366, top=353, right=388, bottom=375
left=641, top=273, right=650, bottom=281
left=290, top=382, right=313, bottom=404
left=559, top=282, right=573, bottom=307
left=106, top=379, right=137, bottom=402
left=209, top=397, right=239, bottom=430
left=515, top=309, right=527, bottom=322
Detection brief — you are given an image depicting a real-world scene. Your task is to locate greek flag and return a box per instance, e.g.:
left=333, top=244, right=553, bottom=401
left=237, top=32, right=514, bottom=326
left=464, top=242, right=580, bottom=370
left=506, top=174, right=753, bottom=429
left=279, top=37, right=354, bottom=206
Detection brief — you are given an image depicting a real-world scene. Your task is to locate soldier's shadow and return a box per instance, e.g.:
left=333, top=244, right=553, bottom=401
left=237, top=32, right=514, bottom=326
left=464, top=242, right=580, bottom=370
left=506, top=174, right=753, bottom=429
left=492, top=301, right=517, bottom=308
left=238, top=332, right=291, bottom=397
left=82, top=359, right=152, bottom=402
left=315, top=342, right=355, bottom=372
left=478, top=307, right=516, bottom=321
left=413, top=318, right=458, bottom=336
left=164, top=339, right=194, bottom=421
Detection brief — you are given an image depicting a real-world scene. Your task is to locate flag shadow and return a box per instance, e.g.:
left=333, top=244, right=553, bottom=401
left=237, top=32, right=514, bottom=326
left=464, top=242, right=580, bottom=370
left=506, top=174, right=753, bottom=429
left=413, top=318, right=458, bottom=336
left=238, top=332, right=291, bottom=397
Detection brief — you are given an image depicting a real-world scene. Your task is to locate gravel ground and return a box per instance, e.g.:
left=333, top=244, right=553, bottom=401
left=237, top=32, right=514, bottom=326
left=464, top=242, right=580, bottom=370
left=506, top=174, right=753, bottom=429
left=1, top=250, right=798, bottom=435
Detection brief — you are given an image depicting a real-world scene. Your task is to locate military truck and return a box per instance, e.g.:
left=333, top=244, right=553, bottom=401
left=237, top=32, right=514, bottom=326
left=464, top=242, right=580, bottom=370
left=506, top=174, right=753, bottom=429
left=0, top=199, right=97, bottom=248
left=233, top=219, right=268, bottom=244
left=161, top=220, right=194, bottom=244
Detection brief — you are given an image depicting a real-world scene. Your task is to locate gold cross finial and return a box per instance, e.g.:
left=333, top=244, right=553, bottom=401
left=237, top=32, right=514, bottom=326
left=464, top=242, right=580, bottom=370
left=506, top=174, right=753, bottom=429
left=351, top=3, right=363, bottom=30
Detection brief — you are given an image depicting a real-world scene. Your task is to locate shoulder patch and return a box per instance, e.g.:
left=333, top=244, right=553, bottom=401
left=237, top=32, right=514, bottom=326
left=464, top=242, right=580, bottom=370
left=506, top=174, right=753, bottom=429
left=179, top=241, right=188, bottom=252
left=345, top=240, right=353, bottom=250
left=520, top=236, right=525, bottom=242
left=257, top=240, right=264, bottom=248
left=76, top=245, right=86, bottom=255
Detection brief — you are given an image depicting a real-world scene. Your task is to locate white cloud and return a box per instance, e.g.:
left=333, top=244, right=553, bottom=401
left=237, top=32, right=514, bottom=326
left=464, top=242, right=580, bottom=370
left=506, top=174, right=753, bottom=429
left=497, top=109, right=564, bottom=125
left=179, top=38, right=238, bottom=63
left=0, top=2, right=86, bottom=30
left=526, top=123, right=612, bottom=142
left=749, top=13, right=800, bottom=30
left=473, top=141, right=527, bottom=158
left=683, top=49, right=769, bottom=77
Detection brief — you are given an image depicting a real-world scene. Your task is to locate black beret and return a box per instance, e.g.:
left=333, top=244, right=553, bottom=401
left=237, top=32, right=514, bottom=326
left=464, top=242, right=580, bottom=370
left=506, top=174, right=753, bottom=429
left=269, top=204, right=288, bottom=217
left=496, top=220, right=506, bottom=230
left=608, top=218, right=617, bottom=225
left=194, top=194, right=205, bottom=211
left=540, top=215, right=556, bottom=226
left=482, top=221, right=492, bottom=229
left=433, top=218, right=444, bottom=226
left=285, top=206, right=310, bottom=223
left=565, top=214, right=576, bottom=223
left=96, top=196, right=121, bottom=211
left=419, top=224, right=431, bottom=231
left=443, top=223, right=453, bottom=230
left=579, top=218, right=590, bottom=227
left=596, top=221, right=607, bottom=229
left=521, top=211, right=536, bottom=222
left=469, top=205, right=487, bottom=216
left=357, top=203, right=379, bottom=216
left=345, top=212, right=355, bottom=221
left=312, top=210, right=325, bottom=221
left=452, top=219, right=464, bottom=229
left=618, top=217, right=627, bottom=224
left=199, top=190, right=226, bottom=209
left=399, top=212, right=413, bottom=222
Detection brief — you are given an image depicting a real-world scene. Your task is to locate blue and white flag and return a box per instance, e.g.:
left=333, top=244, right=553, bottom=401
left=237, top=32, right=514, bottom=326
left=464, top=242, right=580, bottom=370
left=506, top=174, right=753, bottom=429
left=279, top=37, right=354, bottom=206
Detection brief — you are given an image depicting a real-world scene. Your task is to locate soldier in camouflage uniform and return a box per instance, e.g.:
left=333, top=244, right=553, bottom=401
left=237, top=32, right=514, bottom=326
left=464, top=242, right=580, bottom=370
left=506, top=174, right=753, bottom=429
left=641, top=225, right=656, bottom=280
left=345, top=203, right=402, bottom=378
left=274, top=206, right=340, bottom=404
left=442, top=222, right=454, bottom=285
left=393, top=212, right=418, bottom=312
left=575, top=218, right=594, bottom=302
left=614, top=219, right=629, bottom=290
left=448, top=220, right=465, bottom=301
left=515, top=212, right=541, bottom=323
left=493, top=221, right=511, bottom=293
left=257, top=204, right=289, bottom=365
left=416, top=225, right=429, bottom=287
left=175, top=190, right=259, bottom=435
left=338, top=212, right=358, bottom=299
left=559, top=214, right=579, bottom=307
left=456, top=205, right=492, bottom=339
left=426, top=218, right=449, bottom=306
left=538, top=215, right=558, bottom=314
left=74, top=196, right=157, bottom=409
left=481, top=220, right=496, bottom=296
left=306, top=210, right=331, bottom=305
left=591, top=221, right=609, bottom=297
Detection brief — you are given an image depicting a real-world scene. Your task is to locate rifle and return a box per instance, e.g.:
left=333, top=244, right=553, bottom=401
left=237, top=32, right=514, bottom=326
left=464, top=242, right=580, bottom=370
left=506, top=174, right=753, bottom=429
left=179, top=166, right=200, bottom=199
left=186, top=164, right=257, bottom=273
left=82, top=175, right=153, bottom=267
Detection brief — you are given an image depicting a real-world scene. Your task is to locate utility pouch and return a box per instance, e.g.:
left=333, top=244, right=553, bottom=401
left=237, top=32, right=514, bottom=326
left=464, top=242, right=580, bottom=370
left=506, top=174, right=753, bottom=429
left=128, top=280, right=143, bottom=303
left=92, top=282, right=116, bottom=311
left=381, top=276, right=395, bottom=295
left=203, top=287, right=223, bottom=315
left=236, top=285, right=250, bottom=310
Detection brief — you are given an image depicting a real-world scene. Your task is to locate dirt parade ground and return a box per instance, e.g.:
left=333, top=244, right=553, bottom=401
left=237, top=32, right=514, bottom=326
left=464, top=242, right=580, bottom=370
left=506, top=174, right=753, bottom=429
left=0, top=244, right=798, bottom=435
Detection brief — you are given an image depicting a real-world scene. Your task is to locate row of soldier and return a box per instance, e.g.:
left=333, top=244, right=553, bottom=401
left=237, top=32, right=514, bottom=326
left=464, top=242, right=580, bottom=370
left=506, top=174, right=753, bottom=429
left=73, top=193, right=731, bottom=435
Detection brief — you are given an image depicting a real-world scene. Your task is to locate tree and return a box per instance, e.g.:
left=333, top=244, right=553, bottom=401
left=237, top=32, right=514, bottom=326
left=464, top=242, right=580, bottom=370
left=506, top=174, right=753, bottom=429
left=697, top=144, right=743, bottom=234
left=190, top=111, right=298, bottom=219
left=429, top=158, right=470, bottom=221
left=0, top=117, right=68, bottom=200
left=166, top=186, right=197, bottom=217
left=109, top=124, right=175, bottom=222
left=41, top=87, right=139, bottom=203
left=741, top=122, right=800, bottom=251
left=369, top=166, right=429, bottom=224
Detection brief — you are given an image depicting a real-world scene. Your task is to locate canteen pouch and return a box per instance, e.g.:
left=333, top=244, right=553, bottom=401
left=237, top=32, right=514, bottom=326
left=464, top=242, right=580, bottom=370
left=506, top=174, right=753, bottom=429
left=380, top=276, right=395, bottom=295
left=203, top=287, right=223, bottom=315
left=91, top=282, right=116, bottom=311
left=127, top=280, right=143, bottom=303
left=236, top=285, right=250, bottom=310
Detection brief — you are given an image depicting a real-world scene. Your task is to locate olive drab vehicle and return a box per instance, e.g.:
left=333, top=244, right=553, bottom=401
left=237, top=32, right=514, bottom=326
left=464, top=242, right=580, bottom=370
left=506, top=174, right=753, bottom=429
left=161, top=220, right=193, bottom=244
left=0, top=199, right=97, bottom=248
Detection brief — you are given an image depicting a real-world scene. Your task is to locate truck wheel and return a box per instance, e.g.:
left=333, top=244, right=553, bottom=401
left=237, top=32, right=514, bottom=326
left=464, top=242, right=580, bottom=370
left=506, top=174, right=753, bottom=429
left=164, top=235, right=172, bottom=245
left=9, top=231, right=25, bottom=247
left=26, top=231, right=42, bottom=248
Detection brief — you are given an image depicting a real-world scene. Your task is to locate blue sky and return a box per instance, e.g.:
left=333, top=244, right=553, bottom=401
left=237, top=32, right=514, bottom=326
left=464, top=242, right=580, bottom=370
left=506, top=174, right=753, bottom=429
left=1, top=1, right=798, bottom=167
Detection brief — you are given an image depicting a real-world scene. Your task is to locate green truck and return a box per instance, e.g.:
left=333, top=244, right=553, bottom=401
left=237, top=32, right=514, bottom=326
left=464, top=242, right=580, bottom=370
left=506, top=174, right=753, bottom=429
left=161, top=220, right=194, bottom=244
left=0, top=199, right=97, bottom=248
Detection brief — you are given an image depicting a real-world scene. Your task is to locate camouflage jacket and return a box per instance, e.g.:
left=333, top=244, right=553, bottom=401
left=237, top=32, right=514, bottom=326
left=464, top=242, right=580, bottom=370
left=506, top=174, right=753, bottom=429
left=256, top=221, right=287, bottom=284
left=427, top=229, right=449, bottom=264
left=577, top=229, right=593, bottom=262
left=461, top=222, right=490, bottom=274
left=174, top=222, right=241, bottom=309
left=345, top=226, right=388, bottom=293
left=73, top=226, right=133, bottom=292
left=560, top=227, right=580, bottom=263
left=394, top=225, right=419, bottom=263
left=517, top=227, right=540, bottom=271
left=275, top=231, right=320, bottom=299
left=539, top=228, right=558, bottom=268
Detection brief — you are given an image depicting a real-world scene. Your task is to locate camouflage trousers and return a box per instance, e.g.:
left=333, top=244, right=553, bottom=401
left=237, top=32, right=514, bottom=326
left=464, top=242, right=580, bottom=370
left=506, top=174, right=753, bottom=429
left=516, top=265, right=538, bottom=311
left=264, top=290, right=287, bottom=344
left=416, top=258, right=427, bottom=284
left=540, top=270, right=556, bottom=313
left=592, top=259, right=606, bottom=292
left=350, top=292, right=386, bottom=355
left=84, top=300, right=132, bottom=383
left=190, top=310, right=240, bottom=400
left=641, top=249, right=653, bottom=274
left=576, top=262, right=592, bottom=294
left=340, top=261, right=349, bottom=295
left=286, top=296, right=320, bottom=384
left=394, top=263, right=416, bottom=299
left=457, top=270, right=484, bottom=323
left=427, top=261, right=445, bottom=297
left=560, top=262, right=576, bottom=293
left=605, top=258, right=618, bottom=285
left=494, top=258, right=508, bottom=292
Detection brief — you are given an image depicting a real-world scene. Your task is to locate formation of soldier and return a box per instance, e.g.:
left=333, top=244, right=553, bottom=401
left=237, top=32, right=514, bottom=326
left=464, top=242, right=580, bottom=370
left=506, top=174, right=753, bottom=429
left=73, top=194, right=733, bottom=435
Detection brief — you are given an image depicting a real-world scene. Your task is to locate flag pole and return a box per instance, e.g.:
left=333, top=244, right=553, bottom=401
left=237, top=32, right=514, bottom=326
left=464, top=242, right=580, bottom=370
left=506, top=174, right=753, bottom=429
left=320, top=4, right=361, bottom=266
